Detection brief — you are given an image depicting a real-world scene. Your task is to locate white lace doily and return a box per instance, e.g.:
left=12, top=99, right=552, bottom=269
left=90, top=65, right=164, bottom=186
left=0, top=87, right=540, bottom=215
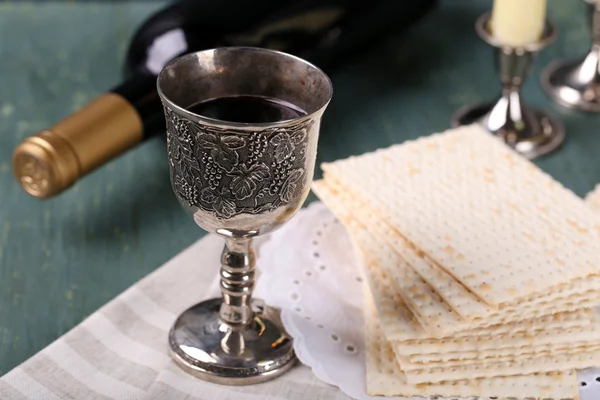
left=255, top=201, right=600, bottom=400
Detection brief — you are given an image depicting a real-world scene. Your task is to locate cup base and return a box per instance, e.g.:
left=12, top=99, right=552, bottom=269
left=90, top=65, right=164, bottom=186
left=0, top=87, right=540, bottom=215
left=451, top=102, right=565, bottom=159
left=169, top=298, right=297, bottom=385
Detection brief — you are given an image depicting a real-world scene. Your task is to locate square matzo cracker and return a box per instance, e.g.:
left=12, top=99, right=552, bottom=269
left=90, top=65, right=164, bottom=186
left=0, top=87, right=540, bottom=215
left=322, top=125, right=600, bottom=306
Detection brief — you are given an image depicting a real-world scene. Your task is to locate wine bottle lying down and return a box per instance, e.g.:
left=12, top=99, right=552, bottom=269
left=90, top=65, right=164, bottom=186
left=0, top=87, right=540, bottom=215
left=12, top=0, right=437, bottom=199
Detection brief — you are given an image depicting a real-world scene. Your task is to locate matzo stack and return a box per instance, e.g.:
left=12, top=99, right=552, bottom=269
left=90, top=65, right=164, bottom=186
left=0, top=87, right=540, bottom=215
left=311, top=125, right=600, bottom=396
left=314, top=178, right=599, bottom=390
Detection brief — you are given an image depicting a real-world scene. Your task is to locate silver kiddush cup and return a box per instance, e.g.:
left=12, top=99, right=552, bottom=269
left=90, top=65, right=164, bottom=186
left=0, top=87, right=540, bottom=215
left=157, top=47, right=332, bottom=385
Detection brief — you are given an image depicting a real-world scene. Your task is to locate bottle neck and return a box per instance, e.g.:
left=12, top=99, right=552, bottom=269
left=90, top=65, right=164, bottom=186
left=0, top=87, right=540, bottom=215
left=112, top=74, right=165, bottom=139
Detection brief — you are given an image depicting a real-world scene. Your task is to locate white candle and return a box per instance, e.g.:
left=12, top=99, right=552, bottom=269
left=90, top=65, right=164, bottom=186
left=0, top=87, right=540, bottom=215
left=490, top=0, right=547, bottom=47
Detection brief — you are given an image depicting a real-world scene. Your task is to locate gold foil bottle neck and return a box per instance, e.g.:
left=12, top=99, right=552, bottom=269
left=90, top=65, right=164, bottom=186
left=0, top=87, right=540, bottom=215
left=12, top=93, right=143, bottom=199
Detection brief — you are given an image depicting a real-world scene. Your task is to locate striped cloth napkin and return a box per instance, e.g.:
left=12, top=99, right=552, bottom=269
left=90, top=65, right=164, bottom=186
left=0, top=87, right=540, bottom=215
left=0, top=233, right=348, bottom=400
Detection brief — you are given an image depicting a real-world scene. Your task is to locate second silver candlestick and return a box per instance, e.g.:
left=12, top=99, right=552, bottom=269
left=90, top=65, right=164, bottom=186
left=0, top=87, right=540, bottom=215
left=541, top=0, right=600, bottom=112
left=451, top=12, right=564, bottom=159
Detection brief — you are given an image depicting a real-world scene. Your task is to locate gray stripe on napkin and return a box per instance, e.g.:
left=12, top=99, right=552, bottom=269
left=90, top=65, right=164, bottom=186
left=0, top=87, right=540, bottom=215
left=137, top=280, right=192, bottom=315
left=146, top=364, right=345, bottom=400
left=22, top=355, right=113, bottom=400
left=137, top=276, right=214, bottom=315
left=136, top=237, right=223, bottom=315
left=101, top=300, right=166, bottom=352
left=2, top=367, right=61, bottom=400
left=225, top=370, right=344, bottom=400
left=0, top=380, right=27, bottom=400
left=143, top=382, right=198, bottom=400
left=63, top=326, right=159, bottom=390
left=148, top=374, right=272, bottom=400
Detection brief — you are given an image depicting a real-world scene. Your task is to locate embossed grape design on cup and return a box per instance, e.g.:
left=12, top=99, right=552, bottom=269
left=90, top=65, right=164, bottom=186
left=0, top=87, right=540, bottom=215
left=157, top=47, right=332, bottom=385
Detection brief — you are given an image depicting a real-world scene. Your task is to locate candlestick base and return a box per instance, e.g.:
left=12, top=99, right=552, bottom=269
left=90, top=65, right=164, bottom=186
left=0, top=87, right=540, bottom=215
left=541, top=48, right=600, bottom=112
left=451, top=100, right=565, bottom=159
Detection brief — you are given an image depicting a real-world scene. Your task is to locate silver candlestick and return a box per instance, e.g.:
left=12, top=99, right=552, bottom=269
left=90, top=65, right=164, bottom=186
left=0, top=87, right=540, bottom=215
left=157, top=48, right=332, bottom=385
left=541, top=0, right=600, bottom=112
left=451, top=12, right=564, bottom=159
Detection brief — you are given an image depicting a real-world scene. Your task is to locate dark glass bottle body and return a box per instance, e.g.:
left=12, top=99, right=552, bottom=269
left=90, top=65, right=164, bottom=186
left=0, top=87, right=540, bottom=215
left=13, top=0, right=436, bottom=198
left=120, top=0, right=437, bottom=138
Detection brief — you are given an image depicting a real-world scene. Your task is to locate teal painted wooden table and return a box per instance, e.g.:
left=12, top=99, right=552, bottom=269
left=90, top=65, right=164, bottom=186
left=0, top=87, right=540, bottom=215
left=1, top=0, right=600, bottom=375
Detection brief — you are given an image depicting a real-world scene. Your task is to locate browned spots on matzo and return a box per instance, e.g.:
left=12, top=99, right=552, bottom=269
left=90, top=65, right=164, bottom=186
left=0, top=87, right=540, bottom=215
left=478, top=283, right=492, bottom=292
left=408, top=167, right=420, bottom=176
left=443, top=245, right=455, bottom=254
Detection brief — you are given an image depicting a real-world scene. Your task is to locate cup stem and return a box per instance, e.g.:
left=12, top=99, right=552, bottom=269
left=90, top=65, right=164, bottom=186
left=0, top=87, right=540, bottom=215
left=219, top=238, right=255, bottom=326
